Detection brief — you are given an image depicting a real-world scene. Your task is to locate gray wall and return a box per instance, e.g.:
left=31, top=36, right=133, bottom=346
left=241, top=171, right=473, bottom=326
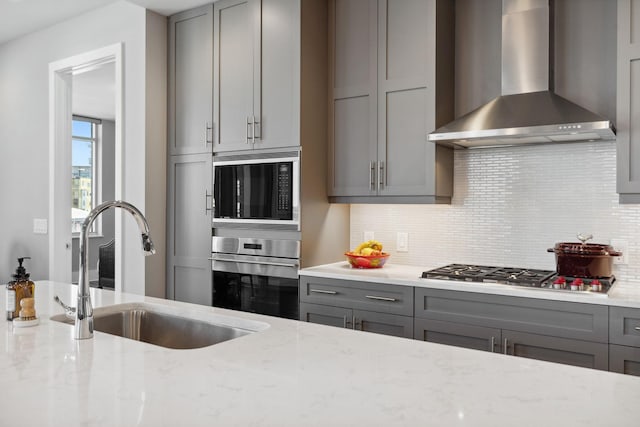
left=0, top=1, right=166, bottom=296
left=71, top=119, right=115, bottom=282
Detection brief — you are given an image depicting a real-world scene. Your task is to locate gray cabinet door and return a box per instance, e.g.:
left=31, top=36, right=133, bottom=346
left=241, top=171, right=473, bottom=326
left=376, top=0, right=435, bottom=196
left=414, top=318, right=501, bottom=353
left=258, top=0, right=300, bottom=150
left=328, top=0, right=378, bottom=197
left=503, top=330, right=609, bottom=371
left=355, top=309, right=413, bottom=338
left=617, top=0, right=640, bottom=201
left=167, top=153, right=213, bottom=305
left=609, top=344, right=640, bottom=376
left=610, top=306, right=640, bottom=347
left=168, top=5, right=213, bottom=155
left=300, top=302, right=352, bottom=329
left=213, top=0, right=258, bottom=152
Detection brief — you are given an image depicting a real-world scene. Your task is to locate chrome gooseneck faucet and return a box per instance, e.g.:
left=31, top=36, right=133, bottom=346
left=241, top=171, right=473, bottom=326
left=60, top=200, right=155, bottom=340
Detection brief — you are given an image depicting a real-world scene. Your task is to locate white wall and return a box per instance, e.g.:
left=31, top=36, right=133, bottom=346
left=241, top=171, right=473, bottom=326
left=0, top=1, right=166, bottom=295
left=350, top=0, right=640, bottom=283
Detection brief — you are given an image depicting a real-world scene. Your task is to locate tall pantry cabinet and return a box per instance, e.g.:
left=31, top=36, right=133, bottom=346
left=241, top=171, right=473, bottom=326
left=327, top=0, right=454, bottom=203
left=166, top=5, right=214, bottom=305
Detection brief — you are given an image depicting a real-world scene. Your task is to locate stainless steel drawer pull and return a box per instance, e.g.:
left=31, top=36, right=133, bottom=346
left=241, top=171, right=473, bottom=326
left=503, top=338, right=509, bottom=355
left=635, top=326, right=640, bottom=331
left=365, top=295, right=397, bottom=302
left=310, top=289, right=337, bottom=295
left=490, top=336, right=495, bottom=353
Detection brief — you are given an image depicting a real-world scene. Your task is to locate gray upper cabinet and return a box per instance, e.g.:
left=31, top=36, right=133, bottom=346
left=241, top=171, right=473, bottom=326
left=168, top=5, right=213, bottom=155
left=213, top=0, right=300, bottom=152
left=328, top=0, right=454, bottom=203
left=617, top=0, right=640, bottom=202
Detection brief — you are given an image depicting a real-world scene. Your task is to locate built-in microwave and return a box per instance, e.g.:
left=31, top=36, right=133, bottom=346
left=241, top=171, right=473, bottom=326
left=212, top=150, right=300, bottom=231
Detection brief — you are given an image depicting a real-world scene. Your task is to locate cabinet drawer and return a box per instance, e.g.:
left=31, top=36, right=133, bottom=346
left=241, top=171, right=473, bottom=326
left=415, top=288, right=608, bottom=343
left=609, top=307, right=640, bottom=347
left=609, top=344, right=640, bottom=376
left=300, top=276, right=413, bottom=316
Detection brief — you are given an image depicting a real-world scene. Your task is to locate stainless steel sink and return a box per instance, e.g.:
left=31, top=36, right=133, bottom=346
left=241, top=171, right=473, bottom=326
left=50, top=303, right=268, bottom=349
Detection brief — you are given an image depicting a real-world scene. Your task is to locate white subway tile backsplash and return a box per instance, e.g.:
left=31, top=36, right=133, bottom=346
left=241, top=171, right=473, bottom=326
left=350, top=141, right=640, bottom=284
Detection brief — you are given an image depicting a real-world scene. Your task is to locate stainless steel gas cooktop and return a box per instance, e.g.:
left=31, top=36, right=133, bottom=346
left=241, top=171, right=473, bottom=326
left=421, top=264, right=613, bottom=295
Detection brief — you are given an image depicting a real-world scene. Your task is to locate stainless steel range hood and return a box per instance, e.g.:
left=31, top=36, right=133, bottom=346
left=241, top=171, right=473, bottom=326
left=429, top=0, right=616, bottom=149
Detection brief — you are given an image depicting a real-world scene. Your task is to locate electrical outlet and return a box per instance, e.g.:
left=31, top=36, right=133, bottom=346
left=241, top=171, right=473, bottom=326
left=33, top=218, right=48, bottom=234
left=397, top=232, right=408, bottom=252
left=363, top=231, right=375, bottom=241
left=611, top=239, right=628, bottom=265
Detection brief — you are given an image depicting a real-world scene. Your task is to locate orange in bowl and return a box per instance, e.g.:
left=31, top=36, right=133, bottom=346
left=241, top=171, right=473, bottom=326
left=345, top=252, right=390, bottom=269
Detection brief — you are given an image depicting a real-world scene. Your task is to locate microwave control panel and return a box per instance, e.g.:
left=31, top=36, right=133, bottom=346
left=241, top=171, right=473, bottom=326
left=277, top=163, right=292, bottom=216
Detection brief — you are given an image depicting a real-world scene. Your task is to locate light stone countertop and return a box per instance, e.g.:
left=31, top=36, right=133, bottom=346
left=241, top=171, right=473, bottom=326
left=1, top=281, right=640, bottom=426
left=300, top=262, right=640, bottom=308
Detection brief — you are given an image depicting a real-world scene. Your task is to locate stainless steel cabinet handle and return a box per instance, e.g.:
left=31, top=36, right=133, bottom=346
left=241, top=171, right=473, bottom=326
left=378, top=161, right=385, bottom=191
left=310, top=289, right=337, bottom=295
left=365, top=295, right=397, bottom=302
left=354, top=317, right=361, bottom=331
left=205, top=191, right=213, bottom=213
left=253, top=116, right=261, bottom=140
left=635, top=326, right=640, bottom=331
left=490, top=336, right=495, bottom=353
left=370, top=161, right=376, bottom=191
left=246, top=116, right=253, bottom=144
left=205, top=122, right=213, bottom=145
left=503, top=338, right=509, bottom=355
left=343, top=315, right=347, bottom=328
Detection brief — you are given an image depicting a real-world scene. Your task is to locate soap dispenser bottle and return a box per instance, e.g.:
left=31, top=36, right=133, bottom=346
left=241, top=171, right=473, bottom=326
left=6, top=257, right=35, bottom=321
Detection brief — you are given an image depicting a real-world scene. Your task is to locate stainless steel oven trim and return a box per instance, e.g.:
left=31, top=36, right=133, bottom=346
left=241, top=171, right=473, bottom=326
left=210, top=253, right=299, bottom=280
left=212, top=155, right=300, bottom=230
left=212, top=236, right=300, bottom=258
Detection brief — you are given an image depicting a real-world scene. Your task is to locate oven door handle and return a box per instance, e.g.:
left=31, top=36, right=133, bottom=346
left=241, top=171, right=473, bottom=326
left=209, top=255, right=299, bottom=269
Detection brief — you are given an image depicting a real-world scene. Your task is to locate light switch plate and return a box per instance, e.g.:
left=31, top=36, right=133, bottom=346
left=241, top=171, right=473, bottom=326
left=33, top=218, right=48, bottom=234
left=363, top=231, right=375, bottom=241
left=397, top=232, right=408, bottom=252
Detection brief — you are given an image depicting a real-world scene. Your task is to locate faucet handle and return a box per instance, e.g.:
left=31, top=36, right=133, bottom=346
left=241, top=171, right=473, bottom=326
left=53, top=295, right=76, bottom=319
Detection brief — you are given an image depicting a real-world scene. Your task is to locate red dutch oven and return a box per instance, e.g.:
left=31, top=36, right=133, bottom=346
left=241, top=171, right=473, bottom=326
left=547, top=236, right=621, bottom=278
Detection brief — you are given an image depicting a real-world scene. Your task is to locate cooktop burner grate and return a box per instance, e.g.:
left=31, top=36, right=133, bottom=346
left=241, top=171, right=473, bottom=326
left=421, top=263, right=613, bottom=294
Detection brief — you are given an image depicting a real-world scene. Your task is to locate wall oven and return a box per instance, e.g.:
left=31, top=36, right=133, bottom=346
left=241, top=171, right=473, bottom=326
left=211, top=236, right=299, bottom=320
left=212, top=150, right=300, bottom=231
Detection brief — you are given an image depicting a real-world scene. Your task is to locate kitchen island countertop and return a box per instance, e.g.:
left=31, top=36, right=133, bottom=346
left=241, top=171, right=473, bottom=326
left=1, top=281, right=639, bottom=426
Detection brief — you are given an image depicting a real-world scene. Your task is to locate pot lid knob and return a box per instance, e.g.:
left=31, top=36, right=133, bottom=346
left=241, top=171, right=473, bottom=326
left=577, top=233, right=593, bottom=245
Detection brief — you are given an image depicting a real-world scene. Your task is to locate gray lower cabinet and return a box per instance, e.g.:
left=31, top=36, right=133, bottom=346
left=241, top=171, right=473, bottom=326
left=300, top=302, right=413, bottom=338
left=609, top=306, right=640, bottom=376
left=414, top=287, right=609, bottom=370
left=502, top=330, right=608, bottom=370
left=299, top=276, right=414, bottom=338
left=414, top=318, right=501, bottom=353
left=609, top=344, right=640, bottom=376
left=166, top=154, right=213, bottom=305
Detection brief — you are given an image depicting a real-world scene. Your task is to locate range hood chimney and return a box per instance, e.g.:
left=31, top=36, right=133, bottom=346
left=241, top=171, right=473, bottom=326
left=429, top=0, right=616, bottom=149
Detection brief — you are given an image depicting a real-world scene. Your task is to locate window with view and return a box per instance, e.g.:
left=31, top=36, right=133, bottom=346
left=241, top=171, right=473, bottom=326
left=72, top=116, right=101, bottom=235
